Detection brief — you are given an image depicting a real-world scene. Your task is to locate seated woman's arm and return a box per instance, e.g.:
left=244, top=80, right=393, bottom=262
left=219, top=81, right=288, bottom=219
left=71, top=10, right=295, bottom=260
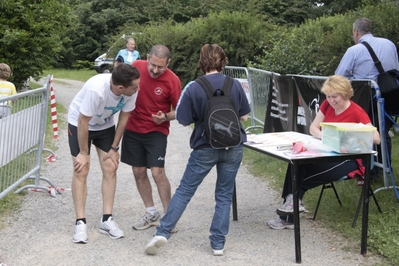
left=309, top=111, right=325, bottom=139
left=365, top=122, right=381, bottom=145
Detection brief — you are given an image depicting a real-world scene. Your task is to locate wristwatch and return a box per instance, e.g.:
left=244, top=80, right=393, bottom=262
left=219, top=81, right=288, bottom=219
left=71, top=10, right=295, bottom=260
left=110, top=146, right=119, bottom=152
left=164, top=113, right=168, bottom=121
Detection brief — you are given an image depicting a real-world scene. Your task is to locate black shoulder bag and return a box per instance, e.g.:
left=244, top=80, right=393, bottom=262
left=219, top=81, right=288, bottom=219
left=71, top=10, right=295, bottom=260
left=361, top=41, right=399, bottom=94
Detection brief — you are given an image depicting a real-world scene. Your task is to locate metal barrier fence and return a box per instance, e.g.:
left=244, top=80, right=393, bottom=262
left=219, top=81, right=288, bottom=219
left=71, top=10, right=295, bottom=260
left=0, top=75, right=59, bottom=200
left=224, top=66, right=273, bottom=132
left=247, top=67, right=273, bottom=126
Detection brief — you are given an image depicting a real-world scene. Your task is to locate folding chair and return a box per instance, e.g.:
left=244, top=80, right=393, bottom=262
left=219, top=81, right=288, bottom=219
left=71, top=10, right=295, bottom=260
left=312, top=157, right=382, bottom=228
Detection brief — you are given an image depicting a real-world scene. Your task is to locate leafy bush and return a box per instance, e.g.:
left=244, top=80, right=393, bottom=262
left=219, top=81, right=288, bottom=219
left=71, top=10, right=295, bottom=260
left=0, top=0, right=73, bottom=90
left=250, top=0, right=399, bottom=76
left=73, top=60, right=93, bottom=70
left=118, top=11, right=273, bottom=87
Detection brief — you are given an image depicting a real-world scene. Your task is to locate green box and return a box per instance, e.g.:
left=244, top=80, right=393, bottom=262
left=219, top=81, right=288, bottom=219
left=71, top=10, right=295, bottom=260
left=320, top=122, right=376, bottom=153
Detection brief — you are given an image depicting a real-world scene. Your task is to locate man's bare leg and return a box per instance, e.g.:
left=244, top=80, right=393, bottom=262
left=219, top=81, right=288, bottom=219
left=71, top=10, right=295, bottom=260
left=151, top=167, right=171, bottom=213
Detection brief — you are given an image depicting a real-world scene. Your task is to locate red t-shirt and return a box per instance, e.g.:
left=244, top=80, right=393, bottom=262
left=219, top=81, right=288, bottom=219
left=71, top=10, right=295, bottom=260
left=320, top=100, right=371, bottom=124
left=126, top=60, right=181, bottom=135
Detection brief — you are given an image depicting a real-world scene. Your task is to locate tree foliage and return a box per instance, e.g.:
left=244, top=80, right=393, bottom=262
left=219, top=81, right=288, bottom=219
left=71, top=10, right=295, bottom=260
left=0, top=0, right=73, bottom=89
left=1, top=0, right=397, bottom=90
left=115, top=11, right=274, bottom=87
left=250, top=0, right=399, bottom=76
left=316, top=0, right=365, bottom=14
left=59, top=0, right=336, bottom=65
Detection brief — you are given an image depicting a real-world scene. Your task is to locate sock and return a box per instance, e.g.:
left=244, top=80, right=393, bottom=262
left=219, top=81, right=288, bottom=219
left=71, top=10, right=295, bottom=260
left=102, top=214, right=112, bottom=222
left=76, top=218, right=86, bottom=225
left=146, top=206, right=157, bottom=216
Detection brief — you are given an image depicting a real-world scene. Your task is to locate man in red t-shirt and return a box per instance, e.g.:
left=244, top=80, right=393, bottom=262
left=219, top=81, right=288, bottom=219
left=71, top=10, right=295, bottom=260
left=121, top=44, right=181, bottom=230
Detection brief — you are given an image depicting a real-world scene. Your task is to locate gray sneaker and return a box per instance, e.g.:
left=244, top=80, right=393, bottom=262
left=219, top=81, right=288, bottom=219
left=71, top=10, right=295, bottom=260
left=267, top=218, right=294, bottom=230
left=145, top=235, right=167, bottom=255
left=99, top=216, right=124, bottom=239
left=73, top=220, right=88, bottom=243
left=276, top=194, right=305, bottom=216
left=132, top=211, right=161, bottom=230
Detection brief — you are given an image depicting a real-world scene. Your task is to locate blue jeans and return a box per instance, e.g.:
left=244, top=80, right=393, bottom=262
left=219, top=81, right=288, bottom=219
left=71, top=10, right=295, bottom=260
left=155, top=146, right=243, bottom=250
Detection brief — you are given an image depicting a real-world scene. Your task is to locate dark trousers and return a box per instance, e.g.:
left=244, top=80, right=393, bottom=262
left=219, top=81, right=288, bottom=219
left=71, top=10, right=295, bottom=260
left=280, top=160, right=358, bottom=222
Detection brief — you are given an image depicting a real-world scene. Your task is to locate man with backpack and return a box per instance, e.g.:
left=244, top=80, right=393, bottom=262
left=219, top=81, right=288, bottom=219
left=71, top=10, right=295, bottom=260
left=144, top=43, right=251, bottom=256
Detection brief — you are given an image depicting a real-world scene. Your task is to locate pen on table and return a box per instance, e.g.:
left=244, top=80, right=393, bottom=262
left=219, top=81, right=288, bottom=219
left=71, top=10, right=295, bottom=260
left=276, top=145, right=292, bottom=151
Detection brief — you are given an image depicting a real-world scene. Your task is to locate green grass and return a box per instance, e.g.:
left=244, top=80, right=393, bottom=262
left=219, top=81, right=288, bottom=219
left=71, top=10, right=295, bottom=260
left=42, top=68, right=97, bottom=82
left=0, top=193, right=23, bottom=229
left=241, top=120, right=399, bottom=265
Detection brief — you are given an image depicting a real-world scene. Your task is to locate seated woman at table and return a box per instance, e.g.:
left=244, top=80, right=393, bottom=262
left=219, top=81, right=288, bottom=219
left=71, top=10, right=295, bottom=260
left=267, top=75, right=381, bottom=230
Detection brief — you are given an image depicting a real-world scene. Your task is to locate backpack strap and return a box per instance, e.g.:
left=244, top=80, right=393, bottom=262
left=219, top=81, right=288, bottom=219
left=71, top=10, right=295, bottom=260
left=221, top=76, right=234, bottom=96
left=195, top=76, right=216, bottom=99
left=195, top=75, right=234, bottom=99
left=361, top=41, right=386, bottom=74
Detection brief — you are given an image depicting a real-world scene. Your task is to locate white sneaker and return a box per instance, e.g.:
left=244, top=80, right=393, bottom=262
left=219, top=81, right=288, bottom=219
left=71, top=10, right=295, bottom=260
left=212, top=249, right=224, bottom=256
left=99, top=216, right=124, bottom=239
left=145, top=235, right=168, bottom=255
left=73, top=220, right=88, bottom=243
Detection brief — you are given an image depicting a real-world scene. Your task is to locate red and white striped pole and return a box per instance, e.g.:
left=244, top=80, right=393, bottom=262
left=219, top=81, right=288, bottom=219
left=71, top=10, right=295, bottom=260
left=49, top=75, right=58, bottom=139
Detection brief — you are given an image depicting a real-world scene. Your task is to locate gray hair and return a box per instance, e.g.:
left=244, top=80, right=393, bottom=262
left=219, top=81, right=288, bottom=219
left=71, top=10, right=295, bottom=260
left=126, top=38, right=135, bottom=44
left=149, top=44, right=170, bottom=60
left=353, top=18, right=372, bottom=35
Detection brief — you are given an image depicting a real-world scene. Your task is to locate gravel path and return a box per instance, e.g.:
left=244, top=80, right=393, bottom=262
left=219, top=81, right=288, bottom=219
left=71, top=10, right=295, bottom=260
left=0, top=77, right=382, bottom=266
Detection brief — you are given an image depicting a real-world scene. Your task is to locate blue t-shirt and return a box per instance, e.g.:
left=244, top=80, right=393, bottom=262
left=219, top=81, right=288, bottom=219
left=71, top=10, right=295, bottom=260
left=176, top=73, right=251, bottom=149
left=115, top=49, right=140, bottom=65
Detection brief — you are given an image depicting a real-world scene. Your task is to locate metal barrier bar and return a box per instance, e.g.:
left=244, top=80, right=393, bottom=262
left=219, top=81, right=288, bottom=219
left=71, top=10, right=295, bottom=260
left=247, top=67, right=273, bottom=127
left=223, top=66, right=255, bottom=128
left=0, top=75, right=59, bottom=199
left=224, top=66, right=273, bottom=132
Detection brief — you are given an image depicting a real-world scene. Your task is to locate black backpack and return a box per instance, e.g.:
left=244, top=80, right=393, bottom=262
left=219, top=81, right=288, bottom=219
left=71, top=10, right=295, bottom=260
left=195, top=75, right=242, bottom=149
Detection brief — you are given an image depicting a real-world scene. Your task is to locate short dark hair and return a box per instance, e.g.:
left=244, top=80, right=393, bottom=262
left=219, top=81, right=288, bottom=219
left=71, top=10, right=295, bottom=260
left=353, top=18, right=372, bottom=35
left=111, top=64, right=140, bottom=88
left=199, top=44, right=228, bottom=74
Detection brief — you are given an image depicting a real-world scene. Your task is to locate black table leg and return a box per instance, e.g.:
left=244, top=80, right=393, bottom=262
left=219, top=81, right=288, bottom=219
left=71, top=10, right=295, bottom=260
left=361, top=154, right=370, bottom=254
left=292, top=162, right=301, bottom=263
left=232, top=182, right=238, bottom=221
